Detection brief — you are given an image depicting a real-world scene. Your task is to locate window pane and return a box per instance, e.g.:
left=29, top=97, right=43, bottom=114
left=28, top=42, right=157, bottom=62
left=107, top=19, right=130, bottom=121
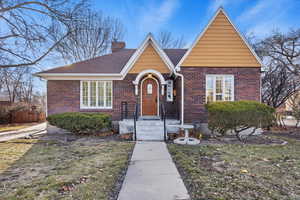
left=106, top=81, right=112, bottom=107
left=215, top=77, right=223, bottom=94
left=224, top=77, right=233, bottom=101
left=82, top=81, right=88, bottom=106
left=206, top=89, right=214, bottom=102
left=206, top=76, right=214, bottom=102
left=90, top=81, right=97, bottom=107
left=216, top=94, right=223, bottom=101
left=98, top=81, right=105, bottom=107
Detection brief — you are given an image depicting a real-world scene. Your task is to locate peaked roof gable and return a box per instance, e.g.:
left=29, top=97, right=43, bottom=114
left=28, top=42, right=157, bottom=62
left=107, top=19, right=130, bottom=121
left=177, top=7, right=262, bottom=69
left=120, top=33, right=175, bottom=76
left=128, top=43, right=171, bottom=73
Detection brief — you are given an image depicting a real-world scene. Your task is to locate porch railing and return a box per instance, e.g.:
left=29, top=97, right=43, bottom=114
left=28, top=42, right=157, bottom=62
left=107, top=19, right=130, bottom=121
left=160, top=103, right=167, bottom=141
left=133, top=103, right=139, bottom=141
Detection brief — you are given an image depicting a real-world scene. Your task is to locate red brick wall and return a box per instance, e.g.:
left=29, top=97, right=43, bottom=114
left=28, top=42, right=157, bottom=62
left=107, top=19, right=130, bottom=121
left=47, top=75, right=137, bottom=120
left=181, top=67, right=261, bottom=123
left=47, top=74, right=179, bottom=120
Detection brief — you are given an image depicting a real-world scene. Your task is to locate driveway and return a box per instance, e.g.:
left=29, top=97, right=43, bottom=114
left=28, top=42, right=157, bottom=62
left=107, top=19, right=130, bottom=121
left=0, top=122, right=47, bottom=142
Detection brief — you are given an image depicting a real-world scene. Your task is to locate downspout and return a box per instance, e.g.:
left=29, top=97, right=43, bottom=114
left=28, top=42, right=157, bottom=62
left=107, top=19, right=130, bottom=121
left=174, top=70, right=184, bottom=125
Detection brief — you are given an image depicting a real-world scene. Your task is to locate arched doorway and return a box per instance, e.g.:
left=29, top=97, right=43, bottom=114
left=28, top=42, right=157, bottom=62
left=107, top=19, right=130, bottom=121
left=141, top=76, right=159, bottom=116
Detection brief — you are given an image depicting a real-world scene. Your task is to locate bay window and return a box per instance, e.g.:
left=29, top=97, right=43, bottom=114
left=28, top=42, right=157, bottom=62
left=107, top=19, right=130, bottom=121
left=80, top=81, right=113, bottom=109
left=206, top=75, right=234, bottom=102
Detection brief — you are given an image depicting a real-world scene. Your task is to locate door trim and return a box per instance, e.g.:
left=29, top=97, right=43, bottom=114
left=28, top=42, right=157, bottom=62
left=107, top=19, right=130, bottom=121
left=140, top=76, right=159, bottom=116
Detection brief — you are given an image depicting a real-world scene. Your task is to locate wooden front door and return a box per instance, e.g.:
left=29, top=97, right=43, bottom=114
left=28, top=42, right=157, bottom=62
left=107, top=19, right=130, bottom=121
left=141, top=78, right=158, bottom=115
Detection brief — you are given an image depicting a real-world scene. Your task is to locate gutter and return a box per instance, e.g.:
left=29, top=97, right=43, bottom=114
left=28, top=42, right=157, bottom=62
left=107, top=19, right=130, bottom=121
left=174, top=69, right=184, bottom=125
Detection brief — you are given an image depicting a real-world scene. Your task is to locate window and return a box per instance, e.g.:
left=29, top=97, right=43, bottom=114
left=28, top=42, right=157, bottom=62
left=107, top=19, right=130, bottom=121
left=206, top=75, right=234, bottom=102
left=147, top=84, right=153, bottom=94
left=80, top=81, right=113, bottom=109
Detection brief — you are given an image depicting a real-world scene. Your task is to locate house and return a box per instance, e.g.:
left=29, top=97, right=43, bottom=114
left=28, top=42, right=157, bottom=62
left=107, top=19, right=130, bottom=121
left=0, top=91, right=11, bottom=106
left=37, top=8, right=262, bottom=139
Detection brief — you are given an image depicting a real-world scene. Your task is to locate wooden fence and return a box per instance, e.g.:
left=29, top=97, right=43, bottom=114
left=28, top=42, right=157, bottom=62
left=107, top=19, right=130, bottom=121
left=11, top=111, right=46, bottom=123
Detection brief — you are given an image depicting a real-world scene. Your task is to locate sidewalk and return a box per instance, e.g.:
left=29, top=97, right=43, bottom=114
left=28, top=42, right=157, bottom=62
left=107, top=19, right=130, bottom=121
left=0, top=122, right=47, bottom=142
left=118, top=141, right=190, bottom=200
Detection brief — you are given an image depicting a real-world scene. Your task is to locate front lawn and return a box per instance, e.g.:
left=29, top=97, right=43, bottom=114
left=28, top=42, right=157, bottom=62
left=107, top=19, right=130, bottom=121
left=168, top=137, right=300, bottom=200
left=0, top=138, right=134, bottom=199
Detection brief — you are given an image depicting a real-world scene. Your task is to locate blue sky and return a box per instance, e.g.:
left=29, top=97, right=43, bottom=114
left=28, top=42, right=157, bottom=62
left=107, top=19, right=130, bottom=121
left=35, top=0, right=300, bottom=92
left=92, top=0, right=300, bottom=48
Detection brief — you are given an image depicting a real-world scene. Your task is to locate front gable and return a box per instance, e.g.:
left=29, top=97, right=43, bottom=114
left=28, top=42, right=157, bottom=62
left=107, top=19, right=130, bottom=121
left=128, top=42, right=170, bottom=74
left=179, top=8, right=261, bottom=68
left=120, top=33, right=174, bottom=76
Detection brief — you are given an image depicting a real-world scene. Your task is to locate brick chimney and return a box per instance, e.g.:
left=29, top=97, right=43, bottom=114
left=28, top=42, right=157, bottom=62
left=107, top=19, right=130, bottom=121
left=111, top=41, right=126, bottom=53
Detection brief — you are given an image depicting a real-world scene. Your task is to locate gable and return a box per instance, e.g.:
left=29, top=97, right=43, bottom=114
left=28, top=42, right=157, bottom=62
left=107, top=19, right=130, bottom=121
left=181, top=10, right=261, bottom=67
left=128, top=42, right=171, bottom=74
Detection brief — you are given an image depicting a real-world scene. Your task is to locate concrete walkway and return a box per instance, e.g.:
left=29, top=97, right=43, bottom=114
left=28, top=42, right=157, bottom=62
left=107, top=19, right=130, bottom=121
left=118, top=141, right=190, bottom=200
left=0, top=122, right=47, bottom=142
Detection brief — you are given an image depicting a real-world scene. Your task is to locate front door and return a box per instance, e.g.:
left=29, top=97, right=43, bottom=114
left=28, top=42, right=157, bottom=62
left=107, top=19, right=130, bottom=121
left=141, top=78, right=158, bottom=115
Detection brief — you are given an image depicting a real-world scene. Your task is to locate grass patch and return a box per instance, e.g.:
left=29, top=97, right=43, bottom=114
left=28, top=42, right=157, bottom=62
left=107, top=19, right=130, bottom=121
left=0, top=138, right=134, bottom=199
left=168, top=137, right=300, bottom=200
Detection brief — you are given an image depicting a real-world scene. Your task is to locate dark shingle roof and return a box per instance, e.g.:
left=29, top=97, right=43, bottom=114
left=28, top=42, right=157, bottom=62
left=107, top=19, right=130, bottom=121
left=39, top=49, right=187, bottom=74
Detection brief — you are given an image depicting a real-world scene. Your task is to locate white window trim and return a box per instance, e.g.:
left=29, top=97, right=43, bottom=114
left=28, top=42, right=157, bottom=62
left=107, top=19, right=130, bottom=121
left=80, top=80, right=113, bottom=109
left=206, top=75, right=234, bottom=102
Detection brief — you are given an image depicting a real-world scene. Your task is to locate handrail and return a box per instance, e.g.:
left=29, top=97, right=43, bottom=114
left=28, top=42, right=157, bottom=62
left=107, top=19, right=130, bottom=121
left=160, top=103, right=167, bottom=141
left=133, top=103, right=138, bottom=141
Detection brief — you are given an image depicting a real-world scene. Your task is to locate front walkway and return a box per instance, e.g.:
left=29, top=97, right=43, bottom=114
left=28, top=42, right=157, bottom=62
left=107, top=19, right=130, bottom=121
left=118, top=141, right=190, bottom=200
left=0, top=122, right=47, bottom=142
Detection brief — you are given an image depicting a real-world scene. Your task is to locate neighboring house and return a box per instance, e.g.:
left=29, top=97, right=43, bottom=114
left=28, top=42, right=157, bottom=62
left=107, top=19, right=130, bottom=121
left=0, top=91, right=11, bottom=106
left=279, top=91, right=300, bottom=113
left=37, top=8, right=262, bottom=138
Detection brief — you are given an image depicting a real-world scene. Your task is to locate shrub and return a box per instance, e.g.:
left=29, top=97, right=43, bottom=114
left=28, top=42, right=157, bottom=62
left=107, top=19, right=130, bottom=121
left=47, top=112, right=112, bottom=134
left=205, top=101, right=275, bottom=141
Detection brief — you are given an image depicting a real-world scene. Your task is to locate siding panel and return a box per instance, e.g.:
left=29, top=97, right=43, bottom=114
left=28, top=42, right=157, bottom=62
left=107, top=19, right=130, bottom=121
left=182, top=11, right=260, bottom=67
left=129, top=43, right=170, bottom=73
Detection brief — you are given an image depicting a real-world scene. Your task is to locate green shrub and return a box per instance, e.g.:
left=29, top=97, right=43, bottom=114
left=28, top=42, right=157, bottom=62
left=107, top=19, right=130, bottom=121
left=47, top=112, right=112, bottom=134
left=205, top=101, right=275, bottom=141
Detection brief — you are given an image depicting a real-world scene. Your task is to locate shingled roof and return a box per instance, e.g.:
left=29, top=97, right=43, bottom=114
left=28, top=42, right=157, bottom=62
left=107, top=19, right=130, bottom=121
left=39, top=49, right=187, bottom=74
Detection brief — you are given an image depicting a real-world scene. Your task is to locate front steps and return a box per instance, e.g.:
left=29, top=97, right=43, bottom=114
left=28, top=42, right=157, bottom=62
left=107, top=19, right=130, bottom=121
left=119, top=119, right=180, bottom=141
left=136, top=120, right=165, bottom=140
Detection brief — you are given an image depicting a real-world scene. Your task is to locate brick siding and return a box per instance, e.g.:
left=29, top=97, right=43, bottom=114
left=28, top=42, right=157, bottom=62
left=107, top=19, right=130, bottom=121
left=47, top=74, right=178, bottom=120
left=181, top=67, right=261, bottom=123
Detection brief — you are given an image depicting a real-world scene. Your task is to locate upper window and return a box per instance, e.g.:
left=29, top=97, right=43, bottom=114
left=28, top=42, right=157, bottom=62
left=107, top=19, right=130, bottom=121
left=206, top=75, right=234, bottom=103
left=81, top=81, right=112, bottom=109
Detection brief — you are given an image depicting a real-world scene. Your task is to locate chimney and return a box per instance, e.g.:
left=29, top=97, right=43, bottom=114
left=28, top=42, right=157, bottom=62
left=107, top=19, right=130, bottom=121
left=111, top=41, right=126, bottom=53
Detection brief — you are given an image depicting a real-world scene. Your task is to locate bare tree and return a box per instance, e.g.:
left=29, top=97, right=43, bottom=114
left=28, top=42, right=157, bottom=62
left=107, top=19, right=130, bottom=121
left=261, top=64, right=299, bottom=108
left=253, top=29, right=300, bottom=108
left=0, top=67, right=34, bottom=103
left=156, top=31, right=186, bottom=48
left=257, top=29, right=300, bottom=74
left=0, top=0, right=88, bottom=68
left=55, top=9, right=125, bottom=63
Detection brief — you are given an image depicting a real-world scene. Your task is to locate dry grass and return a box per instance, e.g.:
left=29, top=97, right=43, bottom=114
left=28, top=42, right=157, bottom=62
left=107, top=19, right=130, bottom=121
left=0, top=138, right=134, bottom=199
left=168, top=136, right=300, bottom=200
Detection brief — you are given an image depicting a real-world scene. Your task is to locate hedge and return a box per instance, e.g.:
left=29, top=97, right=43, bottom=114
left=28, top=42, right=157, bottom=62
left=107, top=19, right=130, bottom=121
left=47, top=112, right=112, bottom=134
left=205, top=101, right=275, bottom=140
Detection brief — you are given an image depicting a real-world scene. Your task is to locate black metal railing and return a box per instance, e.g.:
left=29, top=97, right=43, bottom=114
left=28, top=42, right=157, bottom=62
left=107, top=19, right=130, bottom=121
left=160, top=103, right=167, bottom=141
left=133, top=103, right=139, bottom=141
left=121, top=101, right=128, bottom=120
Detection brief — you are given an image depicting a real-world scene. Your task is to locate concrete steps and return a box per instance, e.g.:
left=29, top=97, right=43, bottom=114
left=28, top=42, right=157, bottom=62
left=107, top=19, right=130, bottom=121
left=119, top=119, right=180, bottom=141
left=136, top=120, right=164, bottom=141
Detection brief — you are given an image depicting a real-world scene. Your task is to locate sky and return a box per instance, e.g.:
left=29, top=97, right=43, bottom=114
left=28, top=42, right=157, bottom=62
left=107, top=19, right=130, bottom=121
left=34, top=0, right=300, bottom=93
left=91, top=0, right=300, bottom=48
